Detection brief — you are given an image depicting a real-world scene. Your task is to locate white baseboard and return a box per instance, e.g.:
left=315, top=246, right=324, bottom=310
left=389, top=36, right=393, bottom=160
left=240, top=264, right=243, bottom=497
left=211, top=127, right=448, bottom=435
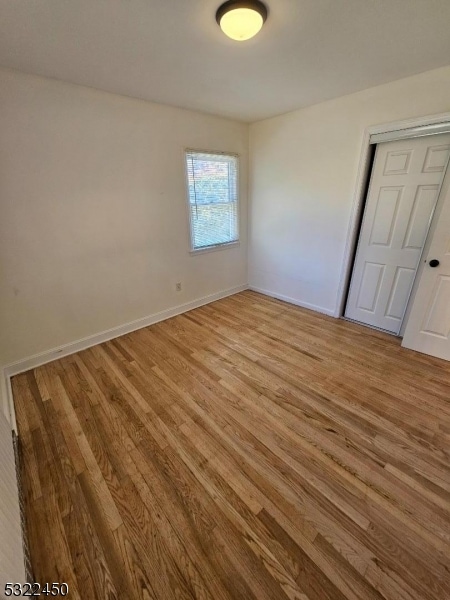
left=0, top=375, right=16, bottom=433
left=248, top=286, right=335, bottom=317
left=1, top=283, right=248, bottom=431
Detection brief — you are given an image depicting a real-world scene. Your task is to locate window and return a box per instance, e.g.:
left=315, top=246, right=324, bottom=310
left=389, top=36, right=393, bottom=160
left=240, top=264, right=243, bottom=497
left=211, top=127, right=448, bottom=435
left=185, top=150, right=239, bottom=251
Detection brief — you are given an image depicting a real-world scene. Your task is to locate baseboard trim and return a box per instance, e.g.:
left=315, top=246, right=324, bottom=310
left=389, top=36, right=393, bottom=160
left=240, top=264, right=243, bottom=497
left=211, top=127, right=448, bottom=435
left=0, top=375, right=16, bottom=433
left=1, top=283, right=248, bottom=430
left=248, top=286, right=335, bottom=317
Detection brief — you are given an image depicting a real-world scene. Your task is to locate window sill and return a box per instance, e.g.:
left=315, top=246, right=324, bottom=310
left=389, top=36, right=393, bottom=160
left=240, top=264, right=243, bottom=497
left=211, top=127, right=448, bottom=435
left=189, top=241, right=240, bottom=256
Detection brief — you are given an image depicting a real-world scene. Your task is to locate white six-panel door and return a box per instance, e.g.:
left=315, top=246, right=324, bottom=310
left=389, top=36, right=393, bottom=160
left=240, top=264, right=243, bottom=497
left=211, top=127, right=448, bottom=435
left=345, top=134, right=450, bottom=334
left=402, top=164, right=450, bottom=360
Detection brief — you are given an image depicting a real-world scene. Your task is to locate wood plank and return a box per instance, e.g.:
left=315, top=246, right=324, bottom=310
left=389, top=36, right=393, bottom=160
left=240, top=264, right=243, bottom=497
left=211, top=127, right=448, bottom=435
left=12, top=291, right=450, bottom=600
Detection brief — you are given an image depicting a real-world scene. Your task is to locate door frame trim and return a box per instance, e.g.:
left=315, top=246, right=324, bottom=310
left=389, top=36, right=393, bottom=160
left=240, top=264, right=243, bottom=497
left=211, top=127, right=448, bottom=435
left=334, top=111, right=450, bottom=318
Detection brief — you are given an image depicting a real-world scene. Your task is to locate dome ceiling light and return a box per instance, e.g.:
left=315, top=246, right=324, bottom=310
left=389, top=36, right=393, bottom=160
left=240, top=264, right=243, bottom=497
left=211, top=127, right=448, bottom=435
left=216, top=1, right=268, bottom=41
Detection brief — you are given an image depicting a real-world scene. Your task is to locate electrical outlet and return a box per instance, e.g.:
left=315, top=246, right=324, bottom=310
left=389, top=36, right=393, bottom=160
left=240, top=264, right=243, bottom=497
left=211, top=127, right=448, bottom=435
left=176, top=282, right=182, bottom=292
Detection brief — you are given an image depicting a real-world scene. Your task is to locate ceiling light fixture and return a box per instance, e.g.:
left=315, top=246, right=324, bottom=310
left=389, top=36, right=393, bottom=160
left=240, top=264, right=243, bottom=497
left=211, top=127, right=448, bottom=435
left=216, top=0, right=268, bottom=41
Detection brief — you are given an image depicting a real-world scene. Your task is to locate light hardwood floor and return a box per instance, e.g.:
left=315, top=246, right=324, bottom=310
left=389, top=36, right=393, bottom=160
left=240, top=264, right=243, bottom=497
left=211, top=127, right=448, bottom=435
left=12, top=291, right=450, bottom=600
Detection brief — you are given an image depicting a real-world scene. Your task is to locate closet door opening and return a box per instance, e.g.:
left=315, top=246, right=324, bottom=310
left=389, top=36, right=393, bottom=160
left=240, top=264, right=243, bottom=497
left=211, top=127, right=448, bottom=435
left=345, top=133, right=450, bottom=334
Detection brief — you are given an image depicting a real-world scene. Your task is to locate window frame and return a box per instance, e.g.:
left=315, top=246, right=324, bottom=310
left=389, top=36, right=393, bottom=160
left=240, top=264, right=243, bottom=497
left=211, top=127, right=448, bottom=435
left=184, top=148, right=240, bottom=254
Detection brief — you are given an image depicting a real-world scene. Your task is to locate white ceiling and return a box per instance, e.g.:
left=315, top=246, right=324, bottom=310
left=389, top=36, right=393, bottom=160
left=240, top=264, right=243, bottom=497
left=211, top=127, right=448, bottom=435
left=1, top=0, right=450, bottom=122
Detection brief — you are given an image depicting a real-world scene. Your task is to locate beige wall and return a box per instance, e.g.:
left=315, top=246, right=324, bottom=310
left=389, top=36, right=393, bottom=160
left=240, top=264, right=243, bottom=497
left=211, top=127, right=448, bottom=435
left=249, top=65, right=450, bottom=315
left=0, top=69, right=248, bottom=366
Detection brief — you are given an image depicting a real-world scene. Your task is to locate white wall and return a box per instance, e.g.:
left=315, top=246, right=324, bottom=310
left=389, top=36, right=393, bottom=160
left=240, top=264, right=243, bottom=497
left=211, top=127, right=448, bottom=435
left=249, top=65, right=450, bottom=315
left=3, top=63, right=450, bottom=374
left=0, top=68, right=248, bottom=368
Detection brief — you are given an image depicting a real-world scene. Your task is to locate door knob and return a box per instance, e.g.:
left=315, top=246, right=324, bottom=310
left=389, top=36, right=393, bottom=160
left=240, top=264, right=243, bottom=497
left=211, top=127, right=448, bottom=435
left=429, top=259, right=440, bottom=268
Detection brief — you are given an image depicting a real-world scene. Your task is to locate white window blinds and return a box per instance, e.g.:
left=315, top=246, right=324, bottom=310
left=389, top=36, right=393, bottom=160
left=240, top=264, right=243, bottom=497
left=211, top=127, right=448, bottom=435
left=185, top=150, right=239, bottom=251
